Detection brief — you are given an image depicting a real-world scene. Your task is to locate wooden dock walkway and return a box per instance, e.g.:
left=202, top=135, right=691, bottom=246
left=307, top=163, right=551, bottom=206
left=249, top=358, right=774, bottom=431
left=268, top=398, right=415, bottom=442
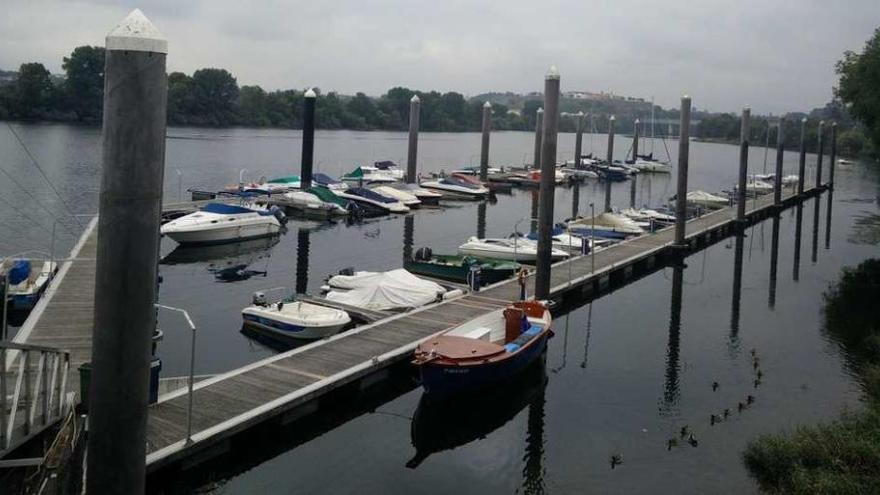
left=144, top=185, right=819, bottom=474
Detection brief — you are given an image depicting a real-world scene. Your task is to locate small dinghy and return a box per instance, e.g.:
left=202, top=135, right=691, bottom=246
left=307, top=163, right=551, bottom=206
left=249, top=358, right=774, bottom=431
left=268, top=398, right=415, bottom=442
left=333, top=187, right=410, bottom=214
left=161, top=203, right=286, bottom=245
left=457, top=237, right=569, bottom=262
left=405, top=248, right=520, bottom=286
left=242, top=291, right=351, bottom=340
left=2, top=259, right=58, bottom=310
left=412, top=300, right=553, bottom=397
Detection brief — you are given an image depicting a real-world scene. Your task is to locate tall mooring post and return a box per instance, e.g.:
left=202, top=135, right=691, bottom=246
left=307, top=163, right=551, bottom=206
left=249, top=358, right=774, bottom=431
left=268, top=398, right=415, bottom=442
left=797, top=118, right=807, bottom=195
left=736, top=107, right=751, bottom=222
left=828, top=122, right=837, bottom=189
left=572, top=111, right=584, bottom=217
left=673, top=96, right=692, bottom=247
left=300, top=89, right=316, bottom=189
left=815, top=120, right=825, bottom=188
left=604, top=116, right=615, bottom=212
left=773, top=117, right=785, bottom=206
left=535, top=66, right=561, bottom=300
left=295, top=229, right=311, bottom=294
left=632, top=119, right=640, bottom=162
left=406, top=95, right=420, bottom=183
left=479, top=102, right=491, bottom=182
left=87, top=10, right=167, bottom=494
left=533, top=108, right=544, bottom=168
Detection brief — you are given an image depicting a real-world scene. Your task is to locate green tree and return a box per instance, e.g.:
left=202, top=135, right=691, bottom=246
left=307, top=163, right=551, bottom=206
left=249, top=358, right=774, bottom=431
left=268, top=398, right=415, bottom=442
left=190, top=68, right=239, bottom=126
left=836, top=27, right=880, bottom=157
left=62, top=46, right=104, bottom=122
left=238, top=85, right=270, bottom=127
left=12, top=62, right=54, bottom=118
left=166, top=72, right=194, bottom=124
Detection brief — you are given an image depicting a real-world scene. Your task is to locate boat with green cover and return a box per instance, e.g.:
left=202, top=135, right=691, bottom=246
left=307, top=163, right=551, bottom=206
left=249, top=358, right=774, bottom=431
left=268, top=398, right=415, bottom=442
left=405, top=249, right=519, bottom=286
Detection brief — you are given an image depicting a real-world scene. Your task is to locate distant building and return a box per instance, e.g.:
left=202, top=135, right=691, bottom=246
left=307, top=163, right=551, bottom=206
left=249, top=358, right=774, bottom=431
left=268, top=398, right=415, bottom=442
left=562, top=90, right=645, bottom=103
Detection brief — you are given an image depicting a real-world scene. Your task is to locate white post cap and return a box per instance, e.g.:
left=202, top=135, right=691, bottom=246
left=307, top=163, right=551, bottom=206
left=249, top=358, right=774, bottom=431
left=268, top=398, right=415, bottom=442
left=410, top=95, right=420, bottom=103
left=305, top=88, right=317, bottom=98
left=537, top=107, right=544, bottom=113
left=106, top=9, right=167, bottom=54
left=483, top=101, right=492, bottom=109
left=546, top=65, right=560, bottom=80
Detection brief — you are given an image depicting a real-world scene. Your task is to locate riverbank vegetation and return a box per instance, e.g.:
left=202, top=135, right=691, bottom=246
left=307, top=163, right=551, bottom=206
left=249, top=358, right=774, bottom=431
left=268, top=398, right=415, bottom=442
left=744, top=258, right=880, bottom=493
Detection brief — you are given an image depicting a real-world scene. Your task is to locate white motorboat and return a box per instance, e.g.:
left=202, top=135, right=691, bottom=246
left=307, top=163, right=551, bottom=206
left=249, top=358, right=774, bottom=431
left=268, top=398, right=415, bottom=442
left=630, top=159, right=672, bottom=173
left=333, top=187, right=410, bottom=214
left=282, top=190, right=349, bottom=216
left=517, top=230, right=611, bottom=253
left=161, top=202, right=286, bottom=245
left=458, top=236, right=569, bottom=262
left=560, top=167, right=599, bottom=179
left=744, top=177, right=774, bottom=194
left=2, top=259, right=58, bottom=310
left=620, top=207, right=676, bottom=226
left=683, top=190, right=730, bottom=209
left=389, top=183, right=442, bottom=206
left=451, top=166, right=503, bottom=176
left=312, top=173, right=348, bottom=190
left=567, top=212, right=645, bottom=237
left=838, top=158, right=855, bottom=166
left=372, top=160, right=406, bottom=180
left=369, top=185, right=422, bottom=207
left=325, top=269, right=451, bottom=311
left=420, top=174, right=489, bottom=198
left=341, top=164, right=399, bottom=184
left=242, top=292, right=350, bottom=340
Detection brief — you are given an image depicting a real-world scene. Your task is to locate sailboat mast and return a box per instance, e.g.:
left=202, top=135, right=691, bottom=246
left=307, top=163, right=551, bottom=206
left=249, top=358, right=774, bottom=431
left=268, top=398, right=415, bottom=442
left=650, top=97, right=656, bottom=154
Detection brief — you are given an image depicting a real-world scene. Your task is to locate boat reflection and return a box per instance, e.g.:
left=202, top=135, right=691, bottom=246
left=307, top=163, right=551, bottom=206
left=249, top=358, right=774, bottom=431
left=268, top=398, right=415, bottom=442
left=406, top=355, right=548, bottom=469
left=768, top=213, right=780, bottom=308
left=160, top=236, right=279, bottom=282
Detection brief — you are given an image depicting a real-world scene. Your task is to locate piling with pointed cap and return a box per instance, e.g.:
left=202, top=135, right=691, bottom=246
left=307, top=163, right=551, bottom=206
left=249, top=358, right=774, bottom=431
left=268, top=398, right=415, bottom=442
left=604, top=116, right=615, bottom=212
left=632, top=119, right=640, bottom=162
left=300, top=88, right=317, bottom=189
left=828, top=122, right=837, bottom=188
left=406, top=95, right=420, bottom=183
left=773, top=118, right=786, bottom=206
left=674, top=96, right=692, bottom=246
left=798, top=118, right=807, bottom=195
left=736, top=107, right=751, bottom=222
left=87, top=9, right=167, bottom=494
left=535, top=65, right=560, bottom=299
left=480, top=101, right=492, bottom=182
left=533, top=108, right=544, bottom=169
left=573, top=111, right=585, bottom=217
left=815, top=120, right=825, bottom=188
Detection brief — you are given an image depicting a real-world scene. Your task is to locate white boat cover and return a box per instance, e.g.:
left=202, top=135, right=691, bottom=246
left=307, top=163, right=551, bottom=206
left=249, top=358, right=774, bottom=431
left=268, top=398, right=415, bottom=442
left=325, top=269, right=445, bottom=311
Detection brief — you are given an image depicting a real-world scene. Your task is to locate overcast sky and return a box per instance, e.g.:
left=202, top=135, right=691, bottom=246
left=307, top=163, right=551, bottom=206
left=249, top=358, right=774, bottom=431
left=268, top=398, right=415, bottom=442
left=2, top=0, right=878, bottom=114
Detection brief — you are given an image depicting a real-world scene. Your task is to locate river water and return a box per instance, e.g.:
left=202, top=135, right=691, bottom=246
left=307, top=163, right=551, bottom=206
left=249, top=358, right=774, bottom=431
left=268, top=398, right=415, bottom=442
left=1, top=123, right=878, bottom=493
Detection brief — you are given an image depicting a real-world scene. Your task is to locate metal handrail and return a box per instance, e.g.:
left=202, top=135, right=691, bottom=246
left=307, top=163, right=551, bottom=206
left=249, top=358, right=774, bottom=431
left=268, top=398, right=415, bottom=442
left=155, top=304, right=197, bottom=446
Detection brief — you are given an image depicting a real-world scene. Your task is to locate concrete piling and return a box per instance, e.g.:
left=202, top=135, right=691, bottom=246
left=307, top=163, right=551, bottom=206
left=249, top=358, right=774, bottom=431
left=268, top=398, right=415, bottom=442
left=604, top=116, right=615, bottom=212
left=406, top=95, right=420, bottom=184
left=736, top=108, right=750, bottom=222
left=773, top=118, right=785, bottom=206
left=295, top=229, right=310, bottom=294
left=797, top=118, right=807, bottom=195
left=533, top=108, right=544, bottom=169
left=87, top=10, right=167, bottom=494
left=769, top=213, right=780, bottom=308
left=674, top=96, right=692, bottom=247
left=300, top=89, right=316, bottom=189
left=632, top=119, right=640, bottom=162
left=815, top=120, right=825, bottom=188
left=828, top=122, right=837, bottom=188
left=793, top=203, right=804, bottom=281
left=572, top=112, right=584, bottom=217
left=535, top=66, right=560, bottom=300
left=480, top=102, right=491, bottom=182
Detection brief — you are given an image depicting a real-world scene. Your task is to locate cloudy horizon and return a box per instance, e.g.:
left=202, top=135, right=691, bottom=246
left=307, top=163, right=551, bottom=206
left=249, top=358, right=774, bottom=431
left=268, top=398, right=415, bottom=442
left=2, top=0, right=878, bottom=114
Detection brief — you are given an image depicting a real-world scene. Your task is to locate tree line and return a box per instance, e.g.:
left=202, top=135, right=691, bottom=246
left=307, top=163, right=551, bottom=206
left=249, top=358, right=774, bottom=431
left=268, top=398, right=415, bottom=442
left=0, top=43, right=876, bottom=159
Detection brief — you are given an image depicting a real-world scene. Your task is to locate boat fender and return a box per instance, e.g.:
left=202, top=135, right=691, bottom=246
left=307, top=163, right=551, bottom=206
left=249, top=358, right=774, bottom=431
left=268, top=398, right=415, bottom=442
left=252, top=291, right=268, bottom=306
left=442, top=289, right=463, bottom=300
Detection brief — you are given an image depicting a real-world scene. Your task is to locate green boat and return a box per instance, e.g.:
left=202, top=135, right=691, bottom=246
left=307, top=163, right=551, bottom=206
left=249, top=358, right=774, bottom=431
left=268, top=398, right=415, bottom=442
left=405, top=250, right=519, bottom=286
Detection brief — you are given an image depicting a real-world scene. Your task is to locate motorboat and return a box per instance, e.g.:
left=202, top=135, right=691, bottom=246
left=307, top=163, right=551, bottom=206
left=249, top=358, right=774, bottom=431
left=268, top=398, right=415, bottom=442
left=560, top=167, right=599, bottom=179
left=680, top=190, right=730, bottom=209
left=265, top=175, right=302, bottom=190
left=838, top=158, right=855, bottom=166
left=630, top=158, right=672, bottom=173
left=451, top=166, right=504, bottom=176
left=521, top=229, right=611, bottom=252
left=282, top=190, right=350, bottom=217
left=369, top=185, right=422, bottom=208
left=593, top=163, right=631, bottom=182
left=242, top=291, right=351, bottom=340
left=2, top=259, right=58, bottom=310
left=160, top=202, right=286, bottom=245
left=412, top=300, right=552, bottom=397
left=312, top=173, right=348, bottom=190
left=526, top=169, right=566, bottom=184
left=324, top=269, right=451, bottom=311
left=754, top=174, right=799, bottom=187
left=333, top=187, right=410, bottom=214
left=620, top=207, right=676, bottom=228
left=373, top=160, right=406, bottom=180
left=567, top=212, right=645, bottom=238
left=341, top=165, right=398, bottom=185
left=457, top=236, right=569, bottom=262
left=420, top=174, right=489, bottom=198
left=743, top=177, right=774, bottom=194
left=405, top=248, right=520, bottom=286
left=389, top=183, right=442, bottom=206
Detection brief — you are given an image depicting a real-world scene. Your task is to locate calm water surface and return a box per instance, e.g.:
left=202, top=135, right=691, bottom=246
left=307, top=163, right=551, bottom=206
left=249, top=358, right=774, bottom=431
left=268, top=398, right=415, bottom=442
left=1, top=123, right=878, bottom=493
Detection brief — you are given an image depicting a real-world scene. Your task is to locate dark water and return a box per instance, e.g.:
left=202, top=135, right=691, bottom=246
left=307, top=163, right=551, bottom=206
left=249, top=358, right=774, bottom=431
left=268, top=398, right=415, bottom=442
left=1, top=123, right=879, bottom=493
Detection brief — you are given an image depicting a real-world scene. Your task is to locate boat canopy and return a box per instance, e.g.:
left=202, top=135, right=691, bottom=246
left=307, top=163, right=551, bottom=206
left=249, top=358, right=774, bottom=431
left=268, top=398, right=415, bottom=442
left=346, top=187, right=397, bottom=203
left=345, top=167, right=365, bottom=178
left=6, top=259, right=31, bottom=285
left=267, top=175, right=300, bottom=184
left=201, top=203, right=257, bottom=215
left=442, top=175, right=481, bottom=190
left=374, top=161, right=398, bottom=170
left=313, top=173, right=342, bottom=185
left=325, top=269, right=444, bottom=311
left=307, top=186, right=348, bottom=207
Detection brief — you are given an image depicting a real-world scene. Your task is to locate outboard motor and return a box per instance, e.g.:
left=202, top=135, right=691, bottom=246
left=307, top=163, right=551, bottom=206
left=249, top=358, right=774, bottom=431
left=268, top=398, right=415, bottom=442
left=270, top=205, right=287, bottom=225
left=252, top=291, right=269, bottom=307
left=338, top=267, right=355, bottom=277
left=414, top=247, right=433, bottom=261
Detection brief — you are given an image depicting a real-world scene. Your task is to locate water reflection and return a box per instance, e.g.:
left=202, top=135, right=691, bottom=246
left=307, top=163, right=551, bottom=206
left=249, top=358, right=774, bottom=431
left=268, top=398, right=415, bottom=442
left=630, top=173, right=637, bottom=208
left=530, top=190, right=539, bottom=233
left=522, top=362, right=547, bottom=495
left=663, top=263, right=684, bottom=408
left=406, top=357, right=548, bottom=471
left=404, top=214, right=415, bottom=263
left=825, top=190, right=834, bottom=249
left=571, top=182, right=580, bottom=218
left=295, top=229, right=311, bottom=294
left=793, top=204, right=804, bottom=281
left=476, top=202, right=487, bottom=239
left=811, top=197, right=821, bottom=264
left=730, top=232, right=745, bottom=354
left=580, top=303, right=593, bottom=369
left=768, top=214, right=780, bottom=308
left=160, top=236, right=278, bottom=282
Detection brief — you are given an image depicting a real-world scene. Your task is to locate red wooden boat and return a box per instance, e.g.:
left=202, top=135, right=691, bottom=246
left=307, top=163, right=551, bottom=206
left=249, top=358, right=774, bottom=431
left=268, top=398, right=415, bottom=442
left=412, top=300, right=552, bottom=397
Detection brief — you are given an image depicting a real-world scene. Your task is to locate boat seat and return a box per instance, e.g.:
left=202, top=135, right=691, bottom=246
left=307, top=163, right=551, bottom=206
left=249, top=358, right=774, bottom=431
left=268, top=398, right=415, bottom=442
left=456, top=326, right=494, bottom=341
left=504, top=325, right=543, bottom=353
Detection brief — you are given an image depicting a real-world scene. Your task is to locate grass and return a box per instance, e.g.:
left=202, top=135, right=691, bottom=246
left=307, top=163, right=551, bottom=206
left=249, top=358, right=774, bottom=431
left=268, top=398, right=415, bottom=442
left=743, top=259, right=880, bottom=494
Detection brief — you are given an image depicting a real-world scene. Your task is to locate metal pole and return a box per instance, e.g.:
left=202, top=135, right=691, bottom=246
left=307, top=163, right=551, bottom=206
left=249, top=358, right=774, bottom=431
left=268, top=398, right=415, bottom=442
left=87, top=10, right=167, bottom=494
left=736, top=107, right=751, bottom=222
left=533, top=108, right=544, bottom=169
left=797, top=118, right=807, bottom=195
left=300, top=89, right=316, bottom=189
left=572, top=112, right=584, bottom=218
left=535, top=66, right=560, bottom=300
left=590, top=202, right=595, bottom=272
left=604, top=116, right=615, bottom=212
left=674, top=96, right=692, bottom=246
left=2, top=277, right=7, bottom=340
left=773, top=117, right=785, bottom=206
left=632, top=119, right=640, bottom=162
left=815, top=120, right=825, bottom=189
left=295, top=229, right=310, bottom=294
left=480, top=102, right=491, bottom=182
left=828, top=122, right=837, bottom=189
left=154, top=305, right=196, bottom=446
left=406, top=95, right=420, bottom=184
left=629, top=172, right=637, bottom=208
